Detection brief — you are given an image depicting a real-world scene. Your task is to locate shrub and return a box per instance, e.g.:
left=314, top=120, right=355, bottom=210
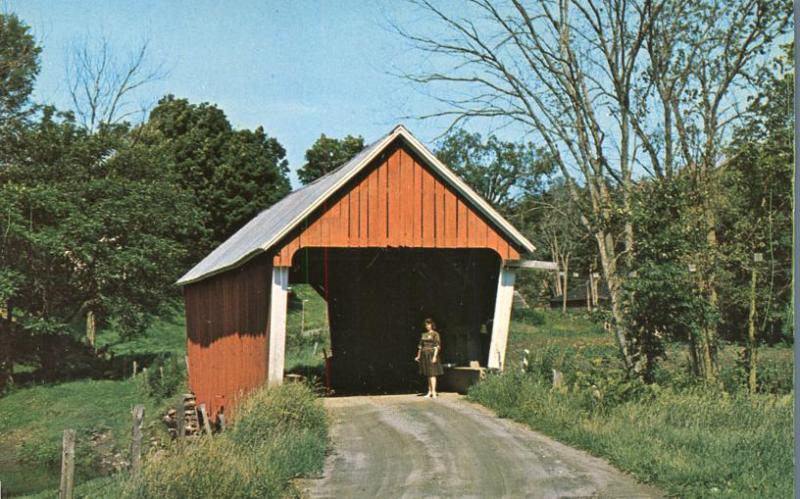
left=121, top=382, right=328, bottom=498
left=142, top=353, right=185, bottom=400
left=511, top=307, right=546, bottom=326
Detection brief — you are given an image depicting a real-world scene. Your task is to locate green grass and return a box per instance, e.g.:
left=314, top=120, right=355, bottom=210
left=96, top=303, right=187, bottom=357
left=0, top=377, right=173, bottom=497
left=470, top=308, right=794, bottom=498
left=119, top=382, right=329, bottom=498
left=285, top=284, right=330, bottom=376
left=2, top=303, right=188, bottom=497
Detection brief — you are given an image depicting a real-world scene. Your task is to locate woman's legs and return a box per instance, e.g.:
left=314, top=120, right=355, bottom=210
left=430, top=376, right=437, bottom=397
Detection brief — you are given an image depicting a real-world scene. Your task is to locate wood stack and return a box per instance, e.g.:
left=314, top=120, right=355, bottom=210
left=163, top=393, right=202, bottom=439
left=183, top=393, right=200, bottom=435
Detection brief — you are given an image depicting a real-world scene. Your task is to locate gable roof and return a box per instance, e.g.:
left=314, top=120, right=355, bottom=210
left=176, top=125, right=536, bottom=286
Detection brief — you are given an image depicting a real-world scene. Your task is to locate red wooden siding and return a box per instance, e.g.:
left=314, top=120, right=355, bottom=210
left=184, top=253, right=270, bottom=422
left=273, top=145, right=521, bottom=266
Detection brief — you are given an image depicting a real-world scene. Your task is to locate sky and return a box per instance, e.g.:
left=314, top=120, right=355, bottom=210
left=9, top=1, right=456, bottom=187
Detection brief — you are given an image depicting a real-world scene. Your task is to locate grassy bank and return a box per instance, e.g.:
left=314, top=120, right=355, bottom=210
left=119, top=382, right=328, bottom=498
left=469, top=308, right=794, bottom=498
left=1, top=305, right=188, bottom=497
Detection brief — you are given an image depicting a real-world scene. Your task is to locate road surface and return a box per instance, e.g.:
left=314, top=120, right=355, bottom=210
left=298, top=392, right=661, bottom=498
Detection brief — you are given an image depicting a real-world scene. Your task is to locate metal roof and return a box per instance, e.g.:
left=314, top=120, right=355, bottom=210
left=176, top=125, right=536, bottom=286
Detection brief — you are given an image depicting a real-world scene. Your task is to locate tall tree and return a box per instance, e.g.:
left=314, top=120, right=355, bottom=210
left=142, top=95, right=291, bottom=251
left=716, top=45, right=793, bottom=390
left=434, top=129, right=553, bottom=214
left=66, top=36, right=166, bottom=132
left=0, top=109, right=202, bottom=388
left=394, top=0, right=790, bottom=378
left=0, top=13, right=39, bottom=122
left=298, top=133, right=364, bottom=185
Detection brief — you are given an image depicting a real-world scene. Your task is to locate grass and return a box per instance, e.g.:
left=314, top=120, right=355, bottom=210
left=3, top=294, right=330, bottom=498
left=1, top=303, right=188, bottom=497
left=470, top=307, right=794, bottom=498
left=0, top=377, right=173, bottom=497
left=118, top=382, right=328, bottom=498
left=285, top=284, right=330, bottom=378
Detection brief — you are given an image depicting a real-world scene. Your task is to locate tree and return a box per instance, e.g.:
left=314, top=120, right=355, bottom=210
left=66, top=36, right=166, bottom=132
left=0, top=108, right=203, bottom=389
left=142, top=95, right=291, bottom=251
left=434, top=129, right=553, bottom=214
left=716, top=45, right=793, bottom=391
left=298, top=133, right=364, bottom=185
left=393, top=0, right=790, bottom=378
left=0, top=13, right=39, bottom=122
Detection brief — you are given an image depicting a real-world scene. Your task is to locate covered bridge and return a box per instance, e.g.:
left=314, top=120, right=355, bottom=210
left=176, top=125, right=550, bottom=421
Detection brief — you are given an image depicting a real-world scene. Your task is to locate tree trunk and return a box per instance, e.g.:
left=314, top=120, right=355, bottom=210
left=595, top=230, right=634, bottom=373
left=561, top=256, right=570, bottom=314
left=747, top=266, right=758, bottom=393
left=0, top=302, right=13, bottom=392
left=86, top=309, right=96, bottom=349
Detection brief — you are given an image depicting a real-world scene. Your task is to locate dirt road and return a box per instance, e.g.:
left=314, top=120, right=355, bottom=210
left=299, top=393, right=661, bottom=499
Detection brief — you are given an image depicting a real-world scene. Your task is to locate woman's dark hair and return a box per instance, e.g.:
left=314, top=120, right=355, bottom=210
left=423, top=317, right=437, bottom=330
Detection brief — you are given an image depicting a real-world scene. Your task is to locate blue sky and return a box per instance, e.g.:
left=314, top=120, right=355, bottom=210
left=10, top=1, right=456, bottom=187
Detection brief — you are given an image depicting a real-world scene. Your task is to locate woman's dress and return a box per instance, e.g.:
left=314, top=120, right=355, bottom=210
left=418, top=331, right=444, bottom=377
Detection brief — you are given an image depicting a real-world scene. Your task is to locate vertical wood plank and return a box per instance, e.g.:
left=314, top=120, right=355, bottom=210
left=130, top=405, right=144, bottom=473
left=59, top=429, right=75, bottom=499
left=387, top=150, right=401, bottom=245
left=444, top=187, right=457, bottom=246
left=421, top=167, right=435, bottom=247
left=488, top=266, right=516, bottom=369
left=376, top=161, right=387, bottom=244
left=400, top=149, right=414, bottom=243
left=413, top=159, right=423, bottom=245
left=457, top=198, right=468, bottom=246
left=359, top=178, right=368, bottom=246
left=368, top=169, right=379, bottom=245
left=268, top=266, right=289, bottom=386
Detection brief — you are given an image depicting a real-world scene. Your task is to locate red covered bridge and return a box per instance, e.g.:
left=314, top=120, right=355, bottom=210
left=176, top=125, right=552, bottom=421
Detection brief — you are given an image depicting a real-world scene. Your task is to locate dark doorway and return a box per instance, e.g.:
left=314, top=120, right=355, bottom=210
left=290, top=248, right=500, bottom=395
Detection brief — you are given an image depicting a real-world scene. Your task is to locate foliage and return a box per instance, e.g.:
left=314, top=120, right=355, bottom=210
left=434, top=129, right=553, bottom=213
left=716, top=45, right=793, bottom=344
left=475, top=311, right=793, bottom=498
left=621, top=176, right=717, bottom=380
left=297, top=133, right=364, bottom=185
left=143, top=353, right=186, bottom=400
left=0, top=12, right=40, bottom=122
left=142, top=95, right=291, bottom=250
left=121, top=383, right=329, bottom=499
left=469, top=374, right=792, bottom=498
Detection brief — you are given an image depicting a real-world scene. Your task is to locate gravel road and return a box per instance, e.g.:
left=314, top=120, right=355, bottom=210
left=298, top=393, right=662, bottom=499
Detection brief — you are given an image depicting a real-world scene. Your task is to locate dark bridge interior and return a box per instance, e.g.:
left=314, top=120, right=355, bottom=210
left=290, top=248, right=500, bottom=395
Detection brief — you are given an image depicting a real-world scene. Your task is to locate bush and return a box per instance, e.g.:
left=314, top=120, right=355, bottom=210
left=511, top=307, right=546, bottom=326
left=142, top=353, right=186, bottom=400
left=121, top=382, right=328, bottom=498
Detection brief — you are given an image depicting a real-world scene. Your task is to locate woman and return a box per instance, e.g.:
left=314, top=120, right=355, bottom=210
left=414, top=318, right=444, bottom=398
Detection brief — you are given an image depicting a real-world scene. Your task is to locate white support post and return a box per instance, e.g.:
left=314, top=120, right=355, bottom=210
left=268, top=266, right=289, bottom=386
left=488, top=264, right=517, bottom=370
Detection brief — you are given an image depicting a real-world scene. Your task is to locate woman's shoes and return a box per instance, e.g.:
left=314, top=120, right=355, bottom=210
left=432, top=393, right=438, bottom=398
left=425, top=392, right=433, bottom=398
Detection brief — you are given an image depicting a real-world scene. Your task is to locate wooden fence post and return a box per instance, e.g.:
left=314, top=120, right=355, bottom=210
left=175, top=398, right=185, bottom=440
left=59, top=429, right=76, bottom=499
left=198, top=404, right=212, bottom=435
left=130, top=405, right=145, bottom=473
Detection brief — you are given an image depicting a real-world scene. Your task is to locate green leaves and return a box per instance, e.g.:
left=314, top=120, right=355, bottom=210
left=297, top=133, right=365, bottom=185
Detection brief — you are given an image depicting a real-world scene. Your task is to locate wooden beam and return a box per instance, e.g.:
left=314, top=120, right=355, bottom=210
left=488, top=265, right=516, bottom=370
left=505, top=259, right=558, bottom=270
left=268, top=266, right=289, bottom=386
